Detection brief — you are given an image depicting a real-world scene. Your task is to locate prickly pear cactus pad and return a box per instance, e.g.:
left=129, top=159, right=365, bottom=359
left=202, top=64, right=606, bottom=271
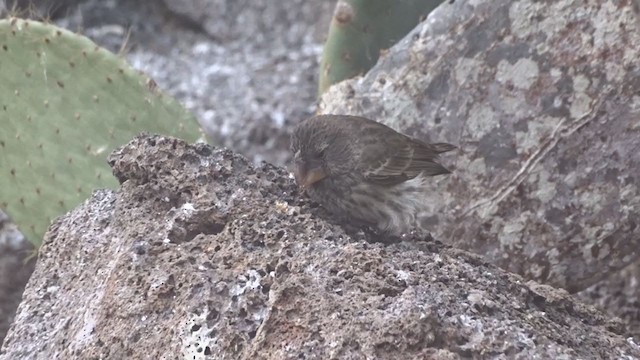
left=0, top=18, right=203, bottom=244
left=318, top=0, right=443, bottom=95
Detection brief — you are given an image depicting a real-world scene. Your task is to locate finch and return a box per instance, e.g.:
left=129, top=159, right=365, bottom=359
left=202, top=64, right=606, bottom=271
left=290, top=114, right=456, bottom=236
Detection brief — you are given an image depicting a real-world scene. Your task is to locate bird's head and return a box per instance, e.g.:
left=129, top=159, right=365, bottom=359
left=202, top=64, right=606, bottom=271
left=290, top=117, right=354, bottom=189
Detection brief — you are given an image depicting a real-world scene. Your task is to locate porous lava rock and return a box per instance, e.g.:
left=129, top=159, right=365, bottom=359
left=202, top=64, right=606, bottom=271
left=0, top=135, right=638, bottom=359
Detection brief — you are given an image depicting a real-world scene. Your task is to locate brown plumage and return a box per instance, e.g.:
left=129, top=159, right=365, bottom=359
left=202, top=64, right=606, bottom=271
left=290, top=114, right=455, bottom=235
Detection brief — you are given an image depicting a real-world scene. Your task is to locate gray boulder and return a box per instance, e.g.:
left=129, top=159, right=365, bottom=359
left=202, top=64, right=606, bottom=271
left=320, top=0, right=640, bottom=292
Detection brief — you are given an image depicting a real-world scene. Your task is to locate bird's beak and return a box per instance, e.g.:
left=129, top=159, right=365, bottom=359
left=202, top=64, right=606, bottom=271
left=293, top=164, right=328, bottom=189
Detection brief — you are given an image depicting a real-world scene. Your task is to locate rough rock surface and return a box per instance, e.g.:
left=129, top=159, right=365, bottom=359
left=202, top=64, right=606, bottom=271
left=320, top=0, right=640, bottom=293
left=1, top=135, right=639, bottom=359
left=578, top=261, right=640, bottom=339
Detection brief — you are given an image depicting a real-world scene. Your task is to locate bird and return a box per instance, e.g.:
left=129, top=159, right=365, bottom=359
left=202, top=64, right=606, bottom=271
left=290, top=114, right=456, bottom=236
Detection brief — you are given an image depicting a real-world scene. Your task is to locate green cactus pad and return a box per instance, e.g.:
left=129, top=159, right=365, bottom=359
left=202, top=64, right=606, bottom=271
left=318, top=0, right=443, bottom=95
left=0, top=18, right=203, bottom=244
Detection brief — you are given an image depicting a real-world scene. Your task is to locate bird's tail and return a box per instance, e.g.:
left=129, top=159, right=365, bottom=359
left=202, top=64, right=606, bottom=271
left=431, top=143, right=457, bottom=154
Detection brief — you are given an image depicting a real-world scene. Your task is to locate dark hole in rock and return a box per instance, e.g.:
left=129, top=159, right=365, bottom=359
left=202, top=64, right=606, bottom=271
left=170, top=213, right=226, bottom=244
left=238, top=308, right=247, bottom=318
left=158, top=286, right=176, bottom=299
left=530, top=293, right=547, bottom=309
left=191, top=324, right=201, bottom=332
left=261, top=284, right=271, bottom=294
left=129, top=331, right=141, bottom=343
left=265, top=262, right=275, bottom=273
left=378, top=286, right=401, bottom=298
left=275, top=262, right=289, bottom=275
left=455, top=335, right=469, bottom=346
left=457, top=349, right=474, bottom=358
left=251, top=239, right=266, bottom=248
left=207, top=308, right=220, bottom=323
left=133, top=245, right=146, bottom=255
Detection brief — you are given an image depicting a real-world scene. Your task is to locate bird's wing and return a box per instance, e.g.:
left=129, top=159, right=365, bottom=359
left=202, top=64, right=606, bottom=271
left=360, top=137, right=453, bottom=187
